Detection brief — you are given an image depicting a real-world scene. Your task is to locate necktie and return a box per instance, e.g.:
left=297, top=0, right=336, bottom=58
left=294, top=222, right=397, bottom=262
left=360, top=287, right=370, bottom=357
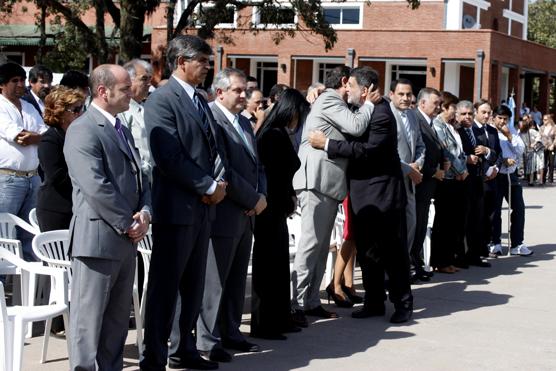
left=114, top=118, right=133, bottom=158
left=401, top=111, right=413, bottom=146
left=232, top=115, right=254, bottom=156
left=193, top=92, right=224, bottom=180
left=466, top=127, right=476, bottom=147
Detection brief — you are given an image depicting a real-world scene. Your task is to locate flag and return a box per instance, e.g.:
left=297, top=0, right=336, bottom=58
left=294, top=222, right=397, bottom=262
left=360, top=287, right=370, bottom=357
left=506, top=95, right=517, bottom=135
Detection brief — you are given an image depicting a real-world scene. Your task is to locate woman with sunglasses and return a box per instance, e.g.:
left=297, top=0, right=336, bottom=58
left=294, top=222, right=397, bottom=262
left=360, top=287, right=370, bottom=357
left=36, top=86, right=85, bottom=231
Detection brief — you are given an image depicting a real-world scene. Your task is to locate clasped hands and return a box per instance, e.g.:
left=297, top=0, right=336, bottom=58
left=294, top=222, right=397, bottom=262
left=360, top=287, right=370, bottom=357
left=245, top=194, right=267, bottom=216
left=127, top=211, right=150, bottom=243
left=201, top=181, right=228, bottom=205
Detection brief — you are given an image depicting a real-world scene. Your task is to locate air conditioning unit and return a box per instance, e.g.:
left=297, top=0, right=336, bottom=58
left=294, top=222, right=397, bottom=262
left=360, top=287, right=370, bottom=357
left=462, top=14, right=478, bottom=29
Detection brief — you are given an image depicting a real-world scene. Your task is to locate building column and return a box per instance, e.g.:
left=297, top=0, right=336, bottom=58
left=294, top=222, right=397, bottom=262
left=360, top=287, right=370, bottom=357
left=426, top=57, right=442, bottom=91
left=277, top=55, right=293, bottom=87
left=474, top=49, right=485, bottom=102
left=538, top=72, right=550, bottom=114
left=487, top=60, right=501, bottom=105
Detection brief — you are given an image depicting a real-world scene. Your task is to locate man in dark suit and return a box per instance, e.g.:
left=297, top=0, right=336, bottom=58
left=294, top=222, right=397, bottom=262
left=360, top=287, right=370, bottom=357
left=141, top=35, right=227, bottom=371
left=473, top=99, right=502, bottom=256
left=411, top=87, right=444, bottom=282
left=309, top=67, right=413, bottom=323
left=64, top=64, right=151, bottom=370
left=22, top=64, right=53, bottom=116
left=457, top=100, right=494, bottom=267
left=196, top=68, right=267, bottom=362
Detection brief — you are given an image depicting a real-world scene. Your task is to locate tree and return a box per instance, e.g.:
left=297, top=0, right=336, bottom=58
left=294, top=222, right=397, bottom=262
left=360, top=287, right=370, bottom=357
left=528, top=0, right=556, bottom=48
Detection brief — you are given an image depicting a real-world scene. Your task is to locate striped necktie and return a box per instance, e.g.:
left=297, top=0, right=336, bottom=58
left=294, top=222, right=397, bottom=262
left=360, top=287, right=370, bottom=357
left=193, top=92, right=225, bottom=180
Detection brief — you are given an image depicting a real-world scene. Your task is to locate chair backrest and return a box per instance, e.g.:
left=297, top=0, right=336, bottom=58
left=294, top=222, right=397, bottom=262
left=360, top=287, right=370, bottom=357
left=28, top=208, right=40, bottom=232
left=0, top=212, right=38, bottom=239
left=137, top=232, right=153, bottom=274
left=32, top=230, right=72, bottom=283
left=0, top=238, right=23, bottom=259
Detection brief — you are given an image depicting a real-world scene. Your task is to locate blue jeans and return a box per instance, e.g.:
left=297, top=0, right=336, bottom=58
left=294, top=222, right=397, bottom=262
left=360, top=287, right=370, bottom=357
left=0, top=174, right=41, bottom=261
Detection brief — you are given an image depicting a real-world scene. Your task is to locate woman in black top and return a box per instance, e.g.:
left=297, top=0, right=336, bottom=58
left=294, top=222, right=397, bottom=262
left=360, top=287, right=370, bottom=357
left=37, top=86, right=85, bottom=231
left=250, top=89, right=309, bottom=340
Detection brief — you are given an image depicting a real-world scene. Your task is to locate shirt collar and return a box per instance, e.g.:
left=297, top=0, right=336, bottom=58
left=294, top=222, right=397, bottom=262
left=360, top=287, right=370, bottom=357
left=30, top=90, right=45, bottom=112
left=474, top=120, right=484, bottom=129
left=418, top=107, right=432, bottom=125
left=91, top=102, right=117, bottom=126
left=172, top=75, right=196, bottom=100
left=214, top=101, right=237, bottom=125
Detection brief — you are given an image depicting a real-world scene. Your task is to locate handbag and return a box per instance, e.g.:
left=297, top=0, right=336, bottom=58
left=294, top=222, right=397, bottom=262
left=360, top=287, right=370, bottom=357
left=533, top=141, right=545, bottom=152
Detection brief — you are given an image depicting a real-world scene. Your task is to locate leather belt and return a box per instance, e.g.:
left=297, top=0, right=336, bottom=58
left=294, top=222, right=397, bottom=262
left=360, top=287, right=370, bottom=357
left=0, top=168, right=38, bottom=177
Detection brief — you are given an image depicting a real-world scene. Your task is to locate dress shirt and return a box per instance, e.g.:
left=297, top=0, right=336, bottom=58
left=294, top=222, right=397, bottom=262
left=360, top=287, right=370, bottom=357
left=215, top=101, right=254, bottom=155
left=0, top=95, right=47, bottom=171
left=498, top=131, right=525, bottom=174
left=30, top=90, right=45, bottom=115
left=418, top=108, right=433, bottom=126
left=172, top=75, right=217, bottom=195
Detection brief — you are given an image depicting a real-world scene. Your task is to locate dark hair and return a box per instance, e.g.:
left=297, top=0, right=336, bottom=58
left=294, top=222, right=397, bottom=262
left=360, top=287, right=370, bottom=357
left=257, top=88, right=310, bottom=138
left=0, top=62, right=26, bottom=85
left=246, top=88, right=262, bottom=101
left=493, top=105, right=512, bottom=117
left=390, top=78, right=413, bottom=93
left=247, top=75, right=258, bottom=83
left=28, top=64, right=53, bottom=84
left=167, top=35, right=213, bottom=72
left=473, top=98, right=491, bottom=110
left=59, top=70, right=89, bottom=90
left=350, top=66, right=379, bottom=91
left=440, top=91, right=459, bottom=110
left=268, top=83, right=288, bottom=103
left=325, top=66, right=351, bottom=89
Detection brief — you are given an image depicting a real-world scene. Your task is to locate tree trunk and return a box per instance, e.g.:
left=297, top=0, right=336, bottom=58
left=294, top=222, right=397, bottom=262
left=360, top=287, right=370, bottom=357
left=120, top=0, right=146, bottom=63
left=166, top=0, right=175, bottom=45
left=94, top=0, right=109, bottom=64
left=36, top=1, right=47, bottom=64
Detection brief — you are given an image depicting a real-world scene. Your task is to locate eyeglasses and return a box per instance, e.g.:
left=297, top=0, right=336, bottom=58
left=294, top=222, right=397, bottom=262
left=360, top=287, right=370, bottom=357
left=66, top=106, right=83, bottom=114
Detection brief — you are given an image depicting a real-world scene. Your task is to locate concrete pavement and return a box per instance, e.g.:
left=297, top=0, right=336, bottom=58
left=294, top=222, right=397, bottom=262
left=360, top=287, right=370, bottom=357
left=19, top=184, right=556, bottom=370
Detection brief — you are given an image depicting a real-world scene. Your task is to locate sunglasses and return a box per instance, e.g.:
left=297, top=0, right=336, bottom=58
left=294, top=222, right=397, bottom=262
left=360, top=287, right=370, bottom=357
left=66, top=106, right=83, bottom=114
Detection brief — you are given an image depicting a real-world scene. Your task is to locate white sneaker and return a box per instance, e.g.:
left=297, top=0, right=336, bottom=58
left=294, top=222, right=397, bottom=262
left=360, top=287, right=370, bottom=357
left=489, top=244, right=503, bottom=255
left=510, top=244, right=533, bottom=256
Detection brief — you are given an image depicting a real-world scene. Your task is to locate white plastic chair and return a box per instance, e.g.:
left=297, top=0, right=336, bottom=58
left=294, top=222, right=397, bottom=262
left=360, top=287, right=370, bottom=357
left=28, top=209, right=40, bottom=233
left=423, top=199, right=435, bottom=272
left=0, top=248, right=69, bottom=371
left=134, top=230, right=153, bottom=355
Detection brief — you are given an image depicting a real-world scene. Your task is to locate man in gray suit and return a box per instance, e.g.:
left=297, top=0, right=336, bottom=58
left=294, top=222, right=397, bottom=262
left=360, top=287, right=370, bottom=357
left=64, top=64, right=151, bottom=370
left=389, top=79, right=425, bottom=253
left=291, top=66, right=376, bottom=320
left=196, top=67, right=267, bottom=362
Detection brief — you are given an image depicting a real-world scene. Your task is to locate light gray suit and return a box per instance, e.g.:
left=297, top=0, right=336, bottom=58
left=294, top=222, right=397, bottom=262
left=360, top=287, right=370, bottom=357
left=64, top=106, right=150, bottom=370
left=291, top=88, right=373, bottom=310
left=390, top=102, right=425, bottom=252
left=196, top=103, right=266, bottom=351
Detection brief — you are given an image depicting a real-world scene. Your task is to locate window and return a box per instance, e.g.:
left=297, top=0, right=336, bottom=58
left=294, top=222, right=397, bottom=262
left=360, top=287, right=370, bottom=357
left=323, top=7, right=360, bottom=25
left=318, top=63, right=343, bottom=83
left=256, top=62, right=278, bottom=96
left=191, top=4, right=236, bottom=28
left=253, top=6, right=297, bottom=28
left=390, top=65, right=427, bottom=95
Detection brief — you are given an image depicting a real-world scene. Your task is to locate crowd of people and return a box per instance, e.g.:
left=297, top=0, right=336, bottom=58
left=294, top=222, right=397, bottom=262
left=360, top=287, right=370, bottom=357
left=0, top=34, right=549, bottom=370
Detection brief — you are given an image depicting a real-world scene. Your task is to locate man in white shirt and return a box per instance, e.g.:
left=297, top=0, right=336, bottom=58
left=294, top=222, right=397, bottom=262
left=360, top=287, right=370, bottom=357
left=490, top=105, right=532, bottom=256
left=0, top=62, right=47, bottom=260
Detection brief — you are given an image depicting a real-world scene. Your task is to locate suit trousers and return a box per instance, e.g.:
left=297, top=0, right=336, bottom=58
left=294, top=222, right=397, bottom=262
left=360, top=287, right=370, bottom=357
left=492, top=171, right=525, bottom=247
left=196, top=220, right=253, bottom=351
left=403, top=177, right=417, bottom=253
left=411, top=178, right=436, bottom=273
left=482, top=179, right=498, bottom=247
left=291, top=189, right=338, bottom=310
left=354, top=206, right=412, bottom=308
left=141, top=209, right=210, bottom=370
left=69, top=251, right=135, bottom=371
left=464, top=176, right=487, bottom=259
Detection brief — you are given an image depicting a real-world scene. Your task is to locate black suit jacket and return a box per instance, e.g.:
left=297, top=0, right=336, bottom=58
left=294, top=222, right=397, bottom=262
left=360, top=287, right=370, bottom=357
left=480, top=123, right=502, bottom=191
left=210, top=104, right=267, bottom=237
left=37, top=126, right=72, bottom=214
left=22, top=90, right=42, bottom=116
left=144, top=76, right=226, bottom=225
left=458, top=125, right=489, bottom=177
left=327, top=99, right=406, bottom=214
left=414, top=109, right=444, bottom=180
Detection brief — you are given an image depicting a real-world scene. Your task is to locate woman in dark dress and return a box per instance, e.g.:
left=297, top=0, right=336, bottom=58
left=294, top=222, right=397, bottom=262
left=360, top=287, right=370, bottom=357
left=250, top=89, right=309, bottom=340
left=37, top=86, right=85, bottom=231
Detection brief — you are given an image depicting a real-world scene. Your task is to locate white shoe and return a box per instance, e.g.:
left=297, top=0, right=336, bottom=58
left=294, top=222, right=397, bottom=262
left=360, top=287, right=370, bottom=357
left=510, top=244, right=533, bottom=256
left=489, top=244, right=503, bottom=255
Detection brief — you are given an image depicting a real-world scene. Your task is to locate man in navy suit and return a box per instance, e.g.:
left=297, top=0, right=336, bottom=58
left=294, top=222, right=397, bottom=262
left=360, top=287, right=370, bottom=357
left=141, top=35, right=227, bottom=371
left=22, top=64, right=52, bottom=116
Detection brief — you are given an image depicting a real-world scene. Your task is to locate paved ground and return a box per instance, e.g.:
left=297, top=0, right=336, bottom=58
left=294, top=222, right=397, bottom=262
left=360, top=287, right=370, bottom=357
left=19, top=184, right=556, bottom=371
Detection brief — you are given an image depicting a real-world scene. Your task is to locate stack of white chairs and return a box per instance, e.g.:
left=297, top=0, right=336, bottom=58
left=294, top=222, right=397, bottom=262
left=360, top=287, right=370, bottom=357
left=0, top=248, right=69, bottom=371
left=135, top=228, right=153, bottom=354
left=27, top=209, right=40, bottom=233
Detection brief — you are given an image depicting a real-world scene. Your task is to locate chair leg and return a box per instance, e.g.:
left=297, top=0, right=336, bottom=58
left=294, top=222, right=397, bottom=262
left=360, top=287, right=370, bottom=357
left=13, top=318, right=25, bottom=371
left=3, top=318, right=14, bottom=371
left=26, top=272, right=38, bottom=338
left=41, top=317, right=53, bottom=363
left=133, top=284, right=143, bottom=355
left=62, top=311, right=70, bottom=364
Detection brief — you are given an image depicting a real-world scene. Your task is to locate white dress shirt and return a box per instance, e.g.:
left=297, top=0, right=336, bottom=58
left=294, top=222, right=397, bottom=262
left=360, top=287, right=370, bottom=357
left=498, top=131, right=525, bottom=174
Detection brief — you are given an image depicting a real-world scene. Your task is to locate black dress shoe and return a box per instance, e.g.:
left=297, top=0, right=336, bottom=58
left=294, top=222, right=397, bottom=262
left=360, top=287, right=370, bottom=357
left=200, top=348, right=232, bottom=363
left=326, top=285, right=353, bottom=308
left=421, top=270, right=434, bottom=278
left=250, top=331, right=287, bottom=340
left=390, top=308, right=413, bottom=324
left=351, top=305, right=385, bottom=319
left=453, top=259, right=469, bottom=269
left=168, top=355, right=219, bottom=370
left=222, top=339, right=260, bottom=352
left=304, top=305, right=338, bottom=318
left=291, top=309, right=309, bottom=327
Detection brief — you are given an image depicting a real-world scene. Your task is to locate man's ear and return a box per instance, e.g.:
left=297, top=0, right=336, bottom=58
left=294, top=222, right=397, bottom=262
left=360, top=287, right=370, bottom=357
left=341, top=76, right=349, bottom=86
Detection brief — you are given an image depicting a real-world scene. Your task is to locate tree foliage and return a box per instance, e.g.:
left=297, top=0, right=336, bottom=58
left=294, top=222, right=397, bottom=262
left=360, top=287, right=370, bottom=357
left=528, top=0, right=556, bottom=48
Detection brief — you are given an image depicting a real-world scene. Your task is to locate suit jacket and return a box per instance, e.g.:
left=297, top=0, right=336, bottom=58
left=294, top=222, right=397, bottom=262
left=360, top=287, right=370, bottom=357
left=413, top=109, right=444, bottom=180
left=144, top=76, right=224, bottom=225
left=475, top=122, right=502, bottom=191
left=432, top=117, right=467, bottom=179
left=327, top=99, right=406, bottom=214
left=292, top=88, right=374, bottom=201
left=390, top=102, right=425, bottom=177
left=458, top=124, right=492, bottom=177
left=64, top=106, right=151, bottom=260
left=119, top=99, right=153, bottom=183
left=22, top=89, right=42, bottom=116
left=210, top=104, right=266, bottom=237
left=37, top=126, right=72, bottom=214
